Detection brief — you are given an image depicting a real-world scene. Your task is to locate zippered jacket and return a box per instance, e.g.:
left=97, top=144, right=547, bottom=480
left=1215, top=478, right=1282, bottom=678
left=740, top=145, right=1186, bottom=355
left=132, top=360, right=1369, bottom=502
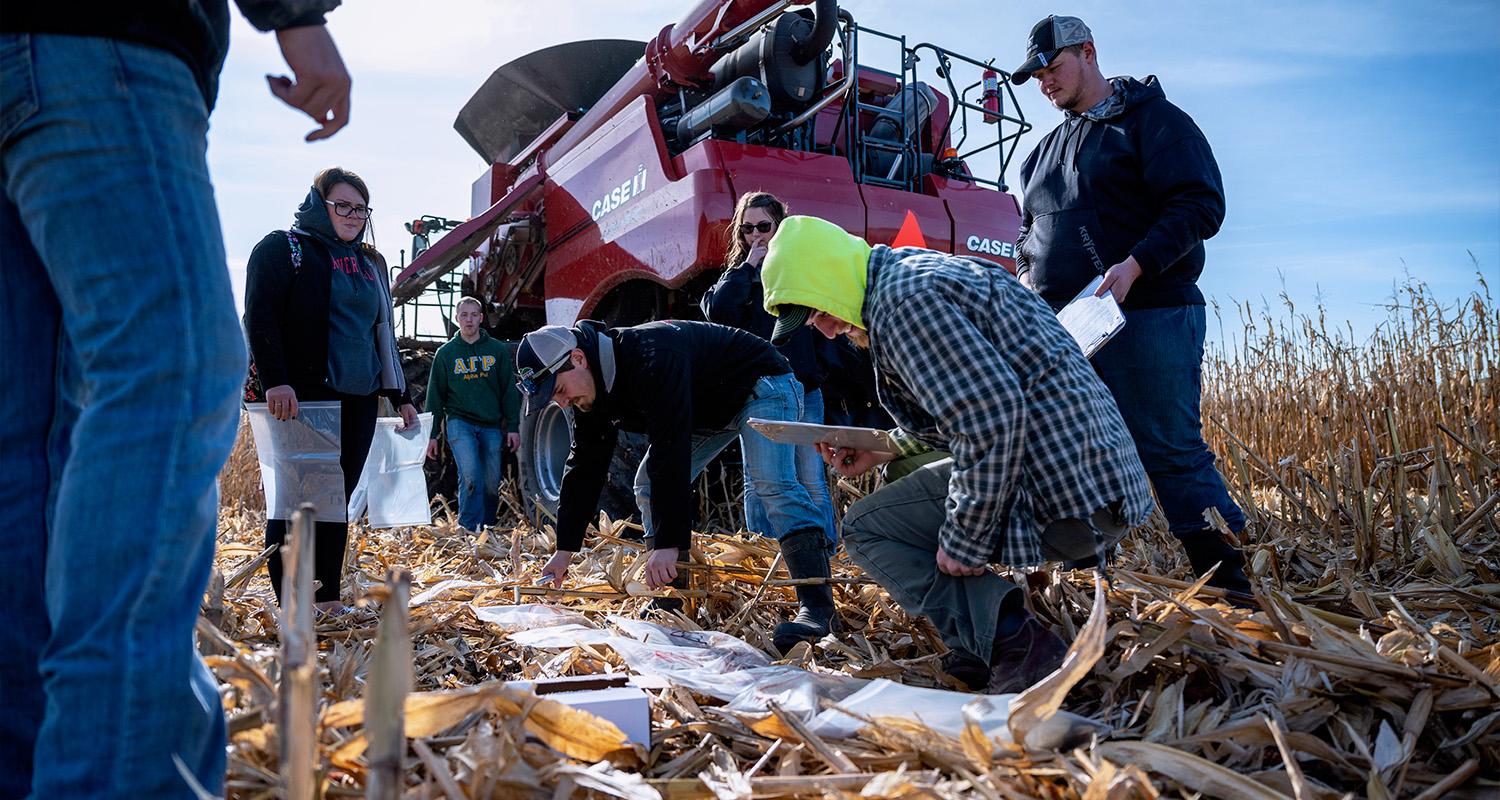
left=1016, top=76, right=1224, bottom=310
left=553, top=320, right=791, bottom=552
left=243, top=187, right=410, bottom=405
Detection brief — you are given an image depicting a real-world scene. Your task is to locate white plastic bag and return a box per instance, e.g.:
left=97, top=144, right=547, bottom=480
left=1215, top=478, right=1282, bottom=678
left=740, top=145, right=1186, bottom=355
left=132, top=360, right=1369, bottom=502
left=348, top=412, right=433, bottom=528
left=246, top=401, right=344, bottom=522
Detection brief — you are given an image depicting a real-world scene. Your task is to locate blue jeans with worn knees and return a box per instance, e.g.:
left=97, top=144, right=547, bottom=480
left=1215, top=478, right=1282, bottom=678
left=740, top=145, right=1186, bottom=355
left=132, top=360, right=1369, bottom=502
left=446, top=417, right=505, bottom=530
left=0, top=34, right=242, bottom=799
left=635, top=373, right=831, bottom=542
left=744, top=388, right=837, bottom=543
left=1092, top=304, right=1245, bottom=537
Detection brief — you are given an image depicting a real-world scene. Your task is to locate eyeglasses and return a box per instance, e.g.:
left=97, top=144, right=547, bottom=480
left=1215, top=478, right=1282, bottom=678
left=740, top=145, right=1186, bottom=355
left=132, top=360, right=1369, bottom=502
left=739, top=221, right=775, bottom=236
left=516, top=358, right=573, bottom=395
left=326, top=200, right=372, bottom=220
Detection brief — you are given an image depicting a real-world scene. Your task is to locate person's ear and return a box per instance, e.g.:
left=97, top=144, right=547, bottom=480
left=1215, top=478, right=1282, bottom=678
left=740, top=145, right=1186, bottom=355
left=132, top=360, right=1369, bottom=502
left=571, top=348, right=588, bottom=369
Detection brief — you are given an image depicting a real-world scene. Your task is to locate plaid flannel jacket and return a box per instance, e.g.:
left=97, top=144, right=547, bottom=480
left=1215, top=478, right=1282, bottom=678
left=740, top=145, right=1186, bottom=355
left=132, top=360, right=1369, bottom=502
left=863, top=246, right=1154, bottom=567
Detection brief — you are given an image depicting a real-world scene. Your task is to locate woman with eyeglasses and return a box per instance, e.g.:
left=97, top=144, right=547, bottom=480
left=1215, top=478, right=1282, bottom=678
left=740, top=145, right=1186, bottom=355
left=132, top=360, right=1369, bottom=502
left=700, top=191, right=840, bottom=646
left=243, top=166, right=417, bottom=615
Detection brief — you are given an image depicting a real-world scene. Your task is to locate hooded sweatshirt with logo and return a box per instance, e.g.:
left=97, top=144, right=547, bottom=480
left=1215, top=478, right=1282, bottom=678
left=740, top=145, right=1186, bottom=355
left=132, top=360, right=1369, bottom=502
left=427, top=329, right=520, bottom=436
left=553, top=320, right=791, bottom=552
left=243, top=186, right=410, bottom=404
left=1015, top=76, right=1224, bottom=310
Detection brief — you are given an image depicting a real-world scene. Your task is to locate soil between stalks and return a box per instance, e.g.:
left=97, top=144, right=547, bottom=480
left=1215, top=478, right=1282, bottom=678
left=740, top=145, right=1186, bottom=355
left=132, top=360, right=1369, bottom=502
left=210, top=275, right=1499, bottom=798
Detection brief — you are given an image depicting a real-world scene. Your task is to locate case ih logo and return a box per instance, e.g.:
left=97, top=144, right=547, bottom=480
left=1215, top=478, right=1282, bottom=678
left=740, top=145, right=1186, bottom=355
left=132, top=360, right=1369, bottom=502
left=965, top=234, right=1015, bottom=258
left=591, top=164, right=648, bottom=222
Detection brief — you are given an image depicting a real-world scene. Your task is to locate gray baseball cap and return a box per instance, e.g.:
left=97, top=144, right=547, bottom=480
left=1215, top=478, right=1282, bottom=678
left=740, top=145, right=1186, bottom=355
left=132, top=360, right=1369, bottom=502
left=515, top=325, right=578, bottom=416
left=1010, top=15, right=1092, bottom=85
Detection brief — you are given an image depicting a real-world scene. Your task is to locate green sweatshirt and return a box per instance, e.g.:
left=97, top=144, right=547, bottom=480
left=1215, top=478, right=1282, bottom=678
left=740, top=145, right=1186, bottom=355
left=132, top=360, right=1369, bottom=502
left=426, top=330, right=521, bottom=436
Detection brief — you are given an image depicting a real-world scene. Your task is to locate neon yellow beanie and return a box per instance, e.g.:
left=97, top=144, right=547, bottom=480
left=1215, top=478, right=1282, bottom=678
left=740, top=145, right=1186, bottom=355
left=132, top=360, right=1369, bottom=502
left=761, top=216, right=871, bottom=341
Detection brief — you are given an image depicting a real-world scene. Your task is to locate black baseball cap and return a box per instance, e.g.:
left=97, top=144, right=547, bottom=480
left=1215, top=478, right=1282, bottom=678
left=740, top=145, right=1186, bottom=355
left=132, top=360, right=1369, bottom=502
left=1011, top=15, right=1092, bottom=85
left=769, top=304, right=812, bottom=346
left=515, top=325, right=578, bottom=416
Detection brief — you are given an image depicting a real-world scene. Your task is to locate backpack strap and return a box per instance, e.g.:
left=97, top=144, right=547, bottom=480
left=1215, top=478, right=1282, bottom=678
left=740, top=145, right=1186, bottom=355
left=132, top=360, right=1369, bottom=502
left=283, top=230, right=303, bottom=273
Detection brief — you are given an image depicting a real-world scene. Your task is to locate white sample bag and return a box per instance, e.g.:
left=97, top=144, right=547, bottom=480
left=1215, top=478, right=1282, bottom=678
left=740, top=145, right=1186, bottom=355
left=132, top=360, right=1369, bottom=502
left=246, top=401, right=345, bottom=523
left=348, top=412, right=433, bottom=528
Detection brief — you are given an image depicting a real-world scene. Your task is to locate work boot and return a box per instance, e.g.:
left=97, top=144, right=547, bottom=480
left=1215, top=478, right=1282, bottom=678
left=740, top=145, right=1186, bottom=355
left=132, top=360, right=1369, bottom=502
left=1176, top=531, right=1252, bottom=594
left=772, top=529, right=839, bottom=653
left=986, top=617, right=1069, bottom=694
left=941, top=650, right=990, bottom=691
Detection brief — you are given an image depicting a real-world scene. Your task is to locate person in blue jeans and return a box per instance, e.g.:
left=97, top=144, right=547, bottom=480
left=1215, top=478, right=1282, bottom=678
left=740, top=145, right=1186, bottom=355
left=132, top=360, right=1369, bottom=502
left=522, top=320, right=839, bottom=652
left=0, top=3, right=352, bottom=797
left=426, top=296, right=522, bottom=531
left=1011, top=15, right=1250, bottom=591
left=700, top=191, right=837, bottom=545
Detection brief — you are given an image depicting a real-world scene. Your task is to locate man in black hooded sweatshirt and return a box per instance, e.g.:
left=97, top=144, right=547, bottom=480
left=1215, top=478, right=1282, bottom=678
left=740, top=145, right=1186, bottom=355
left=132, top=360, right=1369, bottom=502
left=519, top=320, right=839, bottom=652
left=1010, top=15, right=1251, bottom=592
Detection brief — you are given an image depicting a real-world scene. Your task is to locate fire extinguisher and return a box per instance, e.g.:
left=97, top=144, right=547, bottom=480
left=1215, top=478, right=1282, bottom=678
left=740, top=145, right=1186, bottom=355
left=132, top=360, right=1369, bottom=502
left=982, top=66, right=1001, bottom=124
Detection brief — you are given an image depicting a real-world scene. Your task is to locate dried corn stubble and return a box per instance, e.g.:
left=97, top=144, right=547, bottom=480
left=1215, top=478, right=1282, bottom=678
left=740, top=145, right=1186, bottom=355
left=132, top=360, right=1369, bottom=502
left=210, top=275, right=1498, bottom=798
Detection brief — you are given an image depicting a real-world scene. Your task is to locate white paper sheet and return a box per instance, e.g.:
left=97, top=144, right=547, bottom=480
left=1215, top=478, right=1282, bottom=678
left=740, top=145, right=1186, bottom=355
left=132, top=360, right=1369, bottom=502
left=1056, top=275, right=1126, bottom=358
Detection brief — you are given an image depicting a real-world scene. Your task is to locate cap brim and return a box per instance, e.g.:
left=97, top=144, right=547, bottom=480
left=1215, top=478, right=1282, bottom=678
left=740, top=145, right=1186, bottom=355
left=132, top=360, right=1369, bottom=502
left=523, top=372, right=558, bottom=416
left=1010, top=55, right=1044, bottom=84
left=770, top=305, right=812, bottom=346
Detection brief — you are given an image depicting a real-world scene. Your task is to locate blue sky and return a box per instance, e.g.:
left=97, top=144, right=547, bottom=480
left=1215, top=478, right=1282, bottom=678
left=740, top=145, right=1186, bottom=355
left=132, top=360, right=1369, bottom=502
left=209, top=0, right=1499, bottom=348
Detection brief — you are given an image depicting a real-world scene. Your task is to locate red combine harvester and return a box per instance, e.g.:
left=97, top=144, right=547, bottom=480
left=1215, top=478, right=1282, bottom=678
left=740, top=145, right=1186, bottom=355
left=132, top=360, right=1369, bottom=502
left=393, top=0, right=1031, bottom=513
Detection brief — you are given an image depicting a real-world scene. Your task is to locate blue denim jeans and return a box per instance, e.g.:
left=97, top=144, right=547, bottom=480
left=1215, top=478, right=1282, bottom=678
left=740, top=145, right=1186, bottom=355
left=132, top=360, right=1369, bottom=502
left=635, top=373, right=831, bottom=542
left=446, top=417, right=505, bottom=530
left=744, top=388, right=837, bottom=543
left=1092, top=304, right=1245, bottom=536
left=0, top=35, right=241, bottom=798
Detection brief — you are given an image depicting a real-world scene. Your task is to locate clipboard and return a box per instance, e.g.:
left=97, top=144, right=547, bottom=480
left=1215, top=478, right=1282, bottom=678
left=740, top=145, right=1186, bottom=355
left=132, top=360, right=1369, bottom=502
left=1056, top=275, right=1126, bottom=357
left=747, top=418, right=900, bottom=453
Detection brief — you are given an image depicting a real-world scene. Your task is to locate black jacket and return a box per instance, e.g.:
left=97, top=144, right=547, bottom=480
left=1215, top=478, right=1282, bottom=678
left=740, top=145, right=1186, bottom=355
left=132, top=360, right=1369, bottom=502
left=243, top=189, right=411, bottom=406
left=554, top=320, right=791, bottom=552
left=1, top=1, right=338, bottom=110
left=1016, top=76, right=1224, bottom=310
left=700, top=263, right=831, bottom=391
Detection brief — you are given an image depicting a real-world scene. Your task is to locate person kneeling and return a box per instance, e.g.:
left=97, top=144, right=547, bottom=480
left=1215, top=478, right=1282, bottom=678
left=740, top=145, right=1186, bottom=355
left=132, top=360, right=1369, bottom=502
left=762, top=215, right=1155, bottom=692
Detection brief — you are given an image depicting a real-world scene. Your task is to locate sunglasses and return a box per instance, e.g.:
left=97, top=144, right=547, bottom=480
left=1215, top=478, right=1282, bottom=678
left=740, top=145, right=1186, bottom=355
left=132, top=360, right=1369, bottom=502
left=515, top=357, right=573, bottom=395
left=739, top=221, right=775, bottom=236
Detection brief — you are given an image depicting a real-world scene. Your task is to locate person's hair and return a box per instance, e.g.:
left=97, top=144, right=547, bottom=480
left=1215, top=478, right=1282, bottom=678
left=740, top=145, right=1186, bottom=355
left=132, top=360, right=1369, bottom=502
left=1056, top=43, right=1085, bottom=62
left=726, top=191, right=789, bottom=268
left=312, top=166, right=373, bottom=244
left=453, top=295, right=484, bottom=317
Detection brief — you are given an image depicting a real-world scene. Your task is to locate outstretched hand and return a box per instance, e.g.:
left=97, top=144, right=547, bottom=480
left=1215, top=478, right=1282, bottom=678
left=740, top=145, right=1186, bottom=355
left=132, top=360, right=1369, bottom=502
left=642, top=548, right=681, bottom=589
left=268, top=25, right=351, bottom=141
left=539, top=550, right=573, bottom=587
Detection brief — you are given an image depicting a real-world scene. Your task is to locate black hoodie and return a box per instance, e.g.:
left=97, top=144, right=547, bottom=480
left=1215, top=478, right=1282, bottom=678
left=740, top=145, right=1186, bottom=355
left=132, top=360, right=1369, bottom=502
left=243, top=187, right=410, bottom=405
left=553, top=320, right=791, bottom=552
left=1016, top=76, right=1225, bottom=311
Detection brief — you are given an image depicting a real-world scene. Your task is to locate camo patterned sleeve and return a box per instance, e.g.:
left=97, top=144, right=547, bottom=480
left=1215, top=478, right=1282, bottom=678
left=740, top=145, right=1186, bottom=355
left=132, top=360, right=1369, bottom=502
left=887, top=428, right=933, bottom=459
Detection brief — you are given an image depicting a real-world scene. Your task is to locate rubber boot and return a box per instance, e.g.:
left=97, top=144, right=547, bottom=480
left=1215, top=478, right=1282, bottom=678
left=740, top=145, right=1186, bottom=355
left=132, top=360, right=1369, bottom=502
left=772, top=529, right=838, bottom=653
left=1176, top=531, right=1252, bottom=594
